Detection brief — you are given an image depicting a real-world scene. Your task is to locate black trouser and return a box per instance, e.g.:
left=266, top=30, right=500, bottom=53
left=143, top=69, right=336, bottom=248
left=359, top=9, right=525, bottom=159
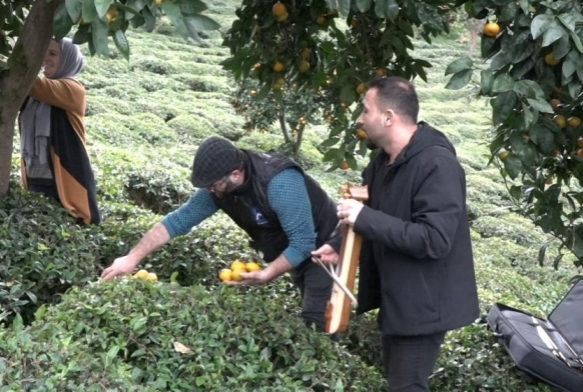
left=382, top=332, right=446, bottom=392
left=27, top=177, right=60, bottom=202
left=290, top=259, right=334, bottom=332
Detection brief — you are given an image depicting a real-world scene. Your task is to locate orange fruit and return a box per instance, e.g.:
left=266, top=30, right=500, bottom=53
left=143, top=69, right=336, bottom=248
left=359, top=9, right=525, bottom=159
left=245, top=262, right=261, bottom=272
left=339, top=161, right=350, bottom=170
left=374, top=67, right=386, bottom=78
left=231, top=268, right=245, bottom=282
left=483, top=22, right=500, bottom=37
left=272, top=78, right=285, bottom=91
left=145, top=272, right=158, bottom=282
left=498, top=150, right=509, bottom=161
left=272, top=1, right=287, bottom=16
left=545, top=52, right=560, bottom=66
left=219, top=269, right=232, bottom=281
left=550, top=99, right=561, bottom=109
left=356, top=83, right=366, bottom=95
left=356, top=129, right=366, bottom=140
left=568, top=116, right=581, bottom=128
left=577, top=148, right=583, bottom=157
left=316, top=15, right=326, bottom=25
left=155, top=0, right=162, bottom=5
left=545, top=176, right=553, bottom=185
left=578, top=138, right=583, bottom=148
left=273, top=61, right=284, bottom=72
left=298, top=60, right=310, bottom=73
left=300, top=48, right=311, bottom=60
left=134, top=269, right=149, bottom=280
left=554, top=115, right=567, bottom=128
left=106, top=7, right=117, bottom=25
left=350, top=17, right=358, bottom=28
left=276, top=12, right=288, bottom=22
left=230, top=260, right=246, bottom=271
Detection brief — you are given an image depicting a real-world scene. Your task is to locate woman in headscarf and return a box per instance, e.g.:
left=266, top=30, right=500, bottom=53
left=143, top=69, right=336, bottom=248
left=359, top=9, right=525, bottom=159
left=19, top=37, right=100, bottom=225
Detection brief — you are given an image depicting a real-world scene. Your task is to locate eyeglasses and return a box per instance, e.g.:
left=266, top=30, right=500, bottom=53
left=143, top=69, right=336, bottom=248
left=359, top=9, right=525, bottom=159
left=207, top=175, right=229, bottom=193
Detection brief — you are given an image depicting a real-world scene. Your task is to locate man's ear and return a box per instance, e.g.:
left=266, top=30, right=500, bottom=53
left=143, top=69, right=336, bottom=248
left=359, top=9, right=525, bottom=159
left=382, top=109, right=395, bottom=127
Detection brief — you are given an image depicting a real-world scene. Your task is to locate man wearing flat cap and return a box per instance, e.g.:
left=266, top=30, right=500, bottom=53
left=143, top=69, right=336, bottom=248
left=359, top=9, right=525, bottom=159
left=101, top=136, right=339, bottom=331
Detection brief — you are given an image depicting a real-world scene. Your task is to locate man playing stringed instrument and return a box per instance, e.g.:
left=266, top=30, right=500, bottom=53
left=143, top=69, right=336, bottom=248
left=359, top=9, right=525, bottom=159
left=312, top=77, right=479, bottom=391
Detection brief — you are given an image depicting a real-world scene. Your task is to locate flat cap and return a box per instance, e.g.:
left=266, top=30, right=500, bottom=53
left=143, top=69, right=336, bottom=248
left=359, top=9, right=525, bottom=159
left=190, top=136, right=239, bottom=188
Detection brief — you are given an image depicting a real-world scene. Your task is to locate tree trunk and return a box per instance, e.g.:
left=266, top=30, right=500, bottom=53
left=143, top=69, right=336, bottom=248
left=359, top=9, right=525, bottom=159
left=0, top=0, right=63, bottom=196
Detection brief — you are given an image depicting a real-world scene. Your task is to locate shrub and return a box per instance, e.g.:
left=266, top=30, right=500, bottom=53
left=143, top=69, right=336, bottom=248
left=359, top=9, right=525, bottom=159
left=125, top=170, right=192, bottom=215
left=0, top=280, right=387, bottom=391
left=166, top=114, right=217, bottom=143
left=0, top=187, right=101, bottom=325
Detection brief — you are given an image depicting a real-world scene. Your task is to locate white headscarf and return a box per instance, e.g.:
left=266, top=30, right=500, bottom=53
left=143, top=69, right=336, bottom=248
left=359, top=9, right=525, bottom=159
left=20, top=38, right=84, bottom=167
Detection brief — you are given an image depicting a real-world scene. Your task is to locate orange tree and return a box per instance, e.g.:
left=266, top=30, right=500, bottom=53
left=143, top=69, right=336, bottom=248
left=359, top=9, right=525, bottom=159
left=221, top=0, right=454, bottom=170
left=0, top=0, right=219, bottom=196
left=445, top=0, right=583, bottom=269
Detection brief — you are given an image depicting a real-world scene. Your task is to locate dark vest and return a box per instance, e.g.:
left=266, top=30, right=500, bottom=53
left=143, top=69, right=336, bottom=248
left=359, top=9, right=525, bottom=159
left=213, top=150, right=338, bottom=264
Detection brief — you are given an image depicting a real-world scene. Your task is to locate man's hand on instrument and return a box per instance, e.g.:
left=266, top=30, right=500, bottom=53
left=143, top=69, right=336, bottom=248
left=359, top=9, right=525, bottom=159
left=311, top=244, right=339, bottom=264
left=337, top=198, right=363, bottom=226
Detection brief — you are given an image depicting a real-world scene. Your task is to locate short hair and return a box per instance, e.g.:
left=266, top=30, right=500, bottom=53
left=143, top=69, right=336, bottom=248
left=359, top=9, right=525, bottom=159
left=368, top=77, right=419, bottom=123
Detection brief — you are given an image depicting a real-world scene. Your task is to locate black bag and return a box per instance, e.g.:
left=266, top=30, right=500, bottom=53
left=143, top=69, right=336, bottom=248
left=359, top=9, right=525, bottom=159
left=487, top=279, right=583, bottom=392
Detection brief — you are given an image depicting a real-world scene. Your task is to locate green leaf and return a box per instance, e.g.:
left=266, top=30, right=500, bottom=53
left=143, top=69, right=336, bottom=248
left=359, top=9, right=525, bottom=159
left=340, top=84, right=356, bottom=106
left=184, top=14, right=220, bottom=31
left=91, top=17, right=109, bottom=58
left=320, top=137, right=340, bottom=148
left=356, top=0, right=372, bottom=12
left=568, top=79, right=582, bottom=100
left=492, top=74, right=515, bottom=93
left=374, top=0, right=385, bottom=19
left=529, top=123, right=555, bottom=154
left=323, top=148, right=339, bottom=162
left=538, top=244, right=548, bottom=266
left=558, top=13, right=577, bottom=31
left=444, top=57, right=473, bottom=76
left=65, top=0, right=83, bottom=22
left=492, top=91, right=517, bottom=124
left=480, top=69, right=494, bottom=95
left=53, top=4, right=74, bottom=40
left=338, top=0, right=350, bottom=16
left=531, top=14, right=554, bottom=39
left=386, top=0, right=399, bottom=21
left=503, top=153, right=522, bottom=179
left=521, top=102, right=536, bottom=128
left=562, top=50, right=579, bottom=79
left=542, top=20, right=566, bottom=47
left=526, top=98, right=554, bottom=113
left=82, top=0, right=98, bottom=23
left=94, top=0, right=113, bottom=17
left=514, top=80, right=545, bottom=99
left=113, top=30, right=130, bottom=61
left=445, top=69, right=472, bottom=90
left=552, top=33, right=570, bottom=59
left=416, top=3, right=444, bottom=32
left=34, top=304, right=46, bottom=320
left=570, top=30, right=583, bottom=53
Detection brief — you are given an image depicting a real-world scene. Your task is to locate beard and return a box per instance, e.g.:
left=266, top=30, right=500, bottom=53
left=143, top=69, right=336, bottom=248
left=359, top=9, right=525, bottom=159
left=213, top=178, right=239, bottom=198
left=366, top=138, right=377, bottom=150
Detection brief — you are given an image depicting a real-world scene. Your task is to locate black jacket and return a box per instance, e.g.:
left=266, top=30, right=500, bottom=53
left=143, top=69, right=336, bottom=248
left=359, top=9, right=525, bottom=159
left=354, top=122, right=479, bottom=335
left=213, top=150, right=338, bottom=264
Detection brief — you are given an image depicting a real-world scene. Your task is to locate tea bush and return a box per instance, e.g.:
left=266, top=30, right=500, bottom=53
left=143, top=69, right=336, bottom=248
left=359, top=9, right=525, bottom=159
left=0, top=280, right=387, bottom=391
left=0, top=186, right=101, bottom=324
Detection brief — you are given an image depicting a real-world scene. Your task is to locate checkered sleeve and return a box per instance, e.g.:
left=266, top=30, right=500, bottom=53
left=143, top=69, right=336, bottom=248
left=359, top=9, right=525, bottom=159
left=161, top=189, right=218, bottom=238
left=267, top=168, right=316, bottom=267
